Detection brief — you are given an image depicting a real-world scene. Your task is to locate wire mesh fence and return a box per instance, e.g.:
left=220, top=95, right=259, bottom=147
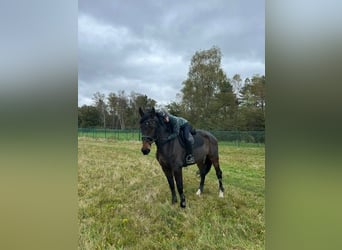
left=78, top=128, right=141, bottom=141
left=78, top=128, right=265, bottom=144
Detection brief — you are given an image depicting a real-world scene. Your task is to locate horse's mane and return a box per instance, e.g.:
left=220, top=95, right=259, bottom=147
left=155, top=112, right=166, bottom=127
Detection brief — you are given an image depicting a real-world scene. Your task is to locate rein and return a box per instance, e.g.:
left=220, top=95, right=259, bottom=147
left=142, top=134, right=169, bottom=145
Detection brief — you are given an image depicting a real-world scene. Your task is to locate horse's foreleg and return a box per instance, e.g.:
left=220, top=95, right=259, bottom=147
left=174, top=167, right=186, bottom=208
left=162, top=167, right=177, bottom=204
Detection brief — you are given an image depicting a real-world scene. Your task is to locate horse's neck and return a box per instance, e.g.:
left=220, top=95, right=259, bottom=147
left=156, top=133, right=179, bottom=154
left=156, top=125, right=169, bottom=141
left=155, top=122, right=179, bottom=150
left=156, top=139, right=174, bottom=160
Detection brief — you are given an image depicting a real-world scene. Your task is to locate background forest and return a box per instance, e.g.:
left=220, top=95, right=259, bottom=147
left=78, top=46, right=265, bottom=131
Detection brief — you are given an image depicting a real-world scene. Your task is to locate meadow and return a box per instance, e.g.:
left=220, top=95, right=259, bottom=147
left=78, top=137, right=265, bottom=249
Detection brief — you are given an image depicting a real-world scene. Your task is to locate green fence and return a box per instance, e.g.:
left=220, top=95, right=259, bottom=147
left=78, top=128, right=264, bottom=144
left=78, top=128, right=141, bottom=141
left=210, top=130, right=265, bottom=143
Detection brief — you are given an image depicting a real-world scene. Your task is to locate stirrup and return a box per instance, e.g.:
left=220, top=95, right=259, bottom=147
left=185, top=155, right=195, bottom=164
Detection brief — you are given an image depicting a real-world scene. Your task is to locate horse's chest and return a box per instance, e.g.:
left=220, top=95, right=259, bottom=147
left=157, top=152, right=183, bottom=168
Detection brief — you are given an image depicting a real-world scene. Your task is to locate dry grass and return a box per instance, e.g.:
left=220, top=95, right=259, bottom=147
left=78, top=137, right=265, bottom=249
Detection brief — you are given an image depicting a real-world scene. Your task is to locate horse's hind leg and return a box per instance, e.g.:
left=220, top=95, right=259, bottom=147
left=212, top=156, right=224, bottom=198
left=196, top=158, right=212, bottom=196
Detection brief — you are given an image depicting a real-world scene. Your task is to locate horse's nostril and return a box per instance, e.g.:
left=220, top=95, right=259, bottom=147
left=141, top=148, right=150, bottom=155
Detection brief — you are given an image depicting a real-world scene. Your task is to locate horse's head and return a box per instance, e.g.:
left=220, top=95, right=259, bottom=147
left=139, top=107, right=159, bottom=155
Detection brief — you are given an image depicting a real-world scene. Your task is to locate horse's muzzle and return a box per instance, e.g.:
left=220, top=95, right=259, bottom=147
left=141, top=148, right=150, bottom=155
left=141, top=140, right=152, bottom=155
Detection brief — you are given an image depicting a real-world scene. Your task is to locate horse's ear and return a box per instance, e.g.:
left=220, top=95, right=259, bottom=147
left=139, top=107, right=144, bottom=117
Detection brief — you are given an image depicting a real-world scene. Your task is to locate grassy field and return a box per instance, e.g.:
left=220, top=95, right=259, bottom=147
left=78, top=137, right=265, bottom=249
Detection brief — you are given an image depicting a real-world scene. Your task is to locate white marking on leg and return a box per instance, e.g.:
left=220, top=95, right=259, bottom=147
left=196, top=189, right=201, bottom=196
left=219, top=190, right=224, bottom=198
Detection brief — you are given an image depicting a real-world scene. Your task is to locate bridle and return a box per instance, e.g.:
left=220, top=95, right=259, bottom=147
left=140, top=116, right=168, bottom=145
left=141, top=135, right=156, bottom=143
left=140, top=117, right=158, bottom=144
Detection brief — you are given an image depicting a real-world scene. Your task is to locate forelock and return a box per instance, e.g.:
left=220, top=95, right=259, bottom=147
left=139, top=108, right=155, bottom=124
left=139, top=114, right=149, bottom=124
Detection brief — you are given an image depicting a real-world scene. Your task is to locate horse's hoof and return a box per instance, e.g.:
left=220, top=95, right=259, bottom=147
left=180, top=201, right=186, bottom=208
left=196, top=189, right=201, bottom=196
left=219, top=190, right=224, bottom=198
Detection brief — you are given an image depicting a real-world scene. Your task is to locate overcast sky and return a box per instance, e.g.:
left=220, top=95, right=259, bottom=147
left=78, top=0, right=265, bottom=106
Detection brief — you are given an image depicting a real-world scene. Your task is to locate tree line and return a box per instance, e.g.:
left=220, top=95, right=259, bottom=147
left=78, top=46, right=265, bottom=131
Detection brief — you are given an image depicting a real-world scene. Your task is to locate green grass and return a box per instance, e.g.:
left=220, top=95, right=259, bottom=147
left=78, top=138, right=265, bottom=249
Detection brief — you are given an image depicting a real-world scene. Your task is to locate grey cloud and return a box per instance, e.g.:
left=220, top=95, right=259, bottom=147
left=78, top=0, right=265, bottom=106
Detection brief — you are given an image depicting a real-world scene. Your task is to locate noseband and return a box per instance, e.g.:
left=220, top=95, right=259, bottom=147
left=141, top=114, right=169, bottom=145
left=141, top=135, right=156, bottom=143
left=140, top=117, right=158, bottom=144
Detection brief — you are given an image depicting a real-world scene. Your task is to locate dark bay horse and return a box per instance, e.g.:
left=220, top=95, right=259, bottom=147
left=139, top=107, right=224, bottom=208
